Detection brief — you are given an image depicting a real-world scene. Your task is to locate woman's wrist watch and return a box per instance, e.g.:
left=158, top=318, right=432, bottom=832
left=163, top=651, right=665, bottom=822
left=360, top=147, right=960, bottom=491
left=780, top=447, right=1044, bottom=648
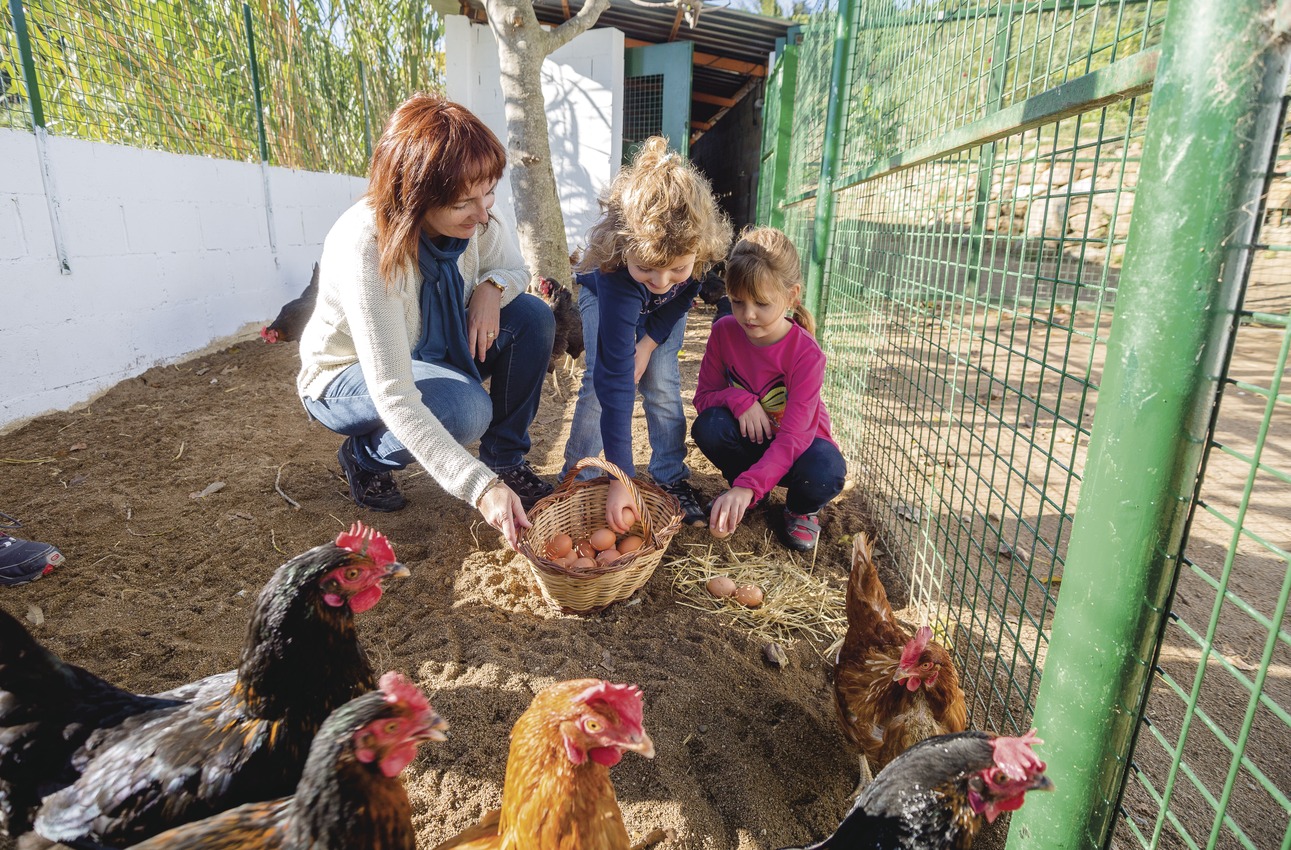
left=482, top=277, right=506, bottom=294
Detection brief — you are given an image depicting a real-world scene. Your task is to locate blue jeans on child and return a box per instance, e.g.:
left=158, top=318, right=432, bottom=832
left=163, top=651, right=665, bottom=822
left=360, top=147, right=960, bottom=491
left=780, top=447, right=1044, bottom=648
left=691, top=406, right=847, bottom=514
left=561, top=284, right=690, bottom=484
left=303, top=292, right=555, bottom=473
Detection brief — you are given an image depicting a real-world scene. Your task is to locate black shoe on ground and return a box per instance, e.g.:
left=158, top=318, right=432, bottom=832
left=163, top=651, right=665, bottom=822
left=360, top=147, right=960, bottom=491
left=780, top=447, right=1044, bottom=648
left=496, top=462, right=554, bottom=512
left=0, top=533, right=63, bottom=586
left=337, top=437, right=406, bottom=512
left=659, top=479, right=707, bottom=527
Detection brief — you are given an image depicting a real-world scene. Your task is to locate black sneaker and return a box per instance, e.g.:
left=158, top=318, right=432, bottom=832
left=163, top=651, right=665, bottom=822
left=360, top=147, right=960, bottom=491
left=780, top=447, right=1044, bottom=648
left=0, top=533, right=63, bottom=586
left=337, top=437, right=406, bottom=512
left=659, top=479, right=707, bottom=527
left=496, top=462, right=554, bottom=512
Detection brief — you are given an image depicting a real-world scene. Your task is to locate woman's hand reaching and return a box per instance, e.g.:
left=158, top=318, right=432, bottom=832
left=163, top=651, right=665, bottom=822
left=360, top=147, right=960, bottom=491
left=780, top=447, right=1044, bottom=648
left=478, top=481, right=530, bottom=549
left=605, top=478, right=639, bottom=534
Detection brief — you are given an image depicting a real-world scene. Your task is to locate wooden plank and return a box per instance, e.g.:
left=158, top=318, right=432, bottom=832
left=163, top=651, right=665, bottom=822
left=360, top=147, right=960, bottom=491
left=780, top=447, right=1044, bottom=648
left=624, top=37, right=764, bottom=77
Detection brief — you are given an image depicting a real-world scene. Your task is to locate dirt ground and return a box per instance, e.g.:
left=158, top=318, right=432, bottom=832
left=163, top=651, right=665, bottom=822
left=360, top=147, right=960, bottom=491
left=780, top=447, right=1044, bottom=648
left=0, top=303, right=1018, bottom=849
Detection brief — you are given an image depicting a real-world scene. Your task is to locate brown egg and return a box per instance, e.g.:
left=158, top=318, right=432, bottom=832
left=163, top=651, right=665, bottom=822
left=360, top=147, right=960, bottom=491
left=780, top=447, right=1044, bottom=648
left=709, top=525, right=732, bottom=540
left=570, top=557, right=597, bottom=571
left=595, top=548, right=620, bottom=565
left=618, top=534, right=644, bottom=553
left=575, top=539, right=597, bottom=559
left=706, top=575, right=737, bottom=598
left=733, top=585, right=764, bottom=608
left=558, top=553, right=579, bottom=568
left=589, top=527, right=617, bottom=551
left=546, top=533, right=573, bottom=559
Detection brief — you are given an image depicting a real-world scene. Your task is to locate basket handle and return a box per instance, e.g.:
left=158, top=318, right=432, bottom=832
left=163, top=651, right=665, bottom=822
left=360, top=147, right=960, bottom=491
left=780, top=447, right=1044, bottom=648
left=556, top=457, right=654, bottom=541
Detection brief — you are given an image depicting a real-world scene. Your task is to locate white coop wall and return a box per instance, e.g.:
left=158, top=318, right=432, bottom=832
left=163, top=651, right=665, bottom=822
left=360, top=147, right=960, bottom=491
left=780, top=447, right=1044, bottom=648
left=0, top=129, right=366, bottom=429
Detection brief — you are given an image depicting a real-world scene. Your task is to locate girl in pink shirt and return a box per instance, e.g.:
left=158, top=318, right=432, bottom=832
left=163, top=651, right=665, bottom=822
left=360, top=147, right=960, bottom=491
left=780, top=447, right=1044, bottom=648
left=692, top=228, right=846, bottom=551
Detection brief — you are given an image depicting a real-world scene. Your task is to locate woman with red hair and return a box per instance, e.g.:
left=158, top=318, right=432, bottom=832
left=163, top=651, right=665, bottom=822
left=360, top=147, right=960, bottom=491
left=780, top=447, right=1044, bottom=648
left=297, top=93, right=555, bottom=547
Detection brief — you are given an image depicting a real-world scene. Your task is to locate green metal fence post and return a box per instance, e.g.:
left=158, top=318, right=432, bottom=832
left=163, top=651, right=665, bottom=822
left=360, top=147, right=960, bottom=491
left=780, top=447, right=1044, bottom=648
left=803, top=0, right=859, bottom=322
left=1003, top=3, right=1291, bottom=849
left=8, top=0, right=44, bottom=129
left=242, top=2, right=269, bottom=164
left=242, top=2, right=277, bottom=255
left=358, top=60, right=373, bottom=164
left=760, top=30, right=799, bottom=231
left=11, top=0, right=70, bottom=273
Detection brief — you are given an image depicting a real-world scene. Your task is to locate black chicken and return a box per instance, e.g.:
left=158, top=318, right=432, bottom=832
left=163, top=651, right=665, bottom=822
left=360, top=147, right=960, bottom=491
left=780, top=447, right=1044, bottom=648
left=124, top=671, right=448, bottom=850
left=261, top=263, right=319, bottom=344
left=0, top=523, right=408, bottom=848
left=531, top=276, right=584, bottom=395
left=781, top=730, right=1053, bottom=850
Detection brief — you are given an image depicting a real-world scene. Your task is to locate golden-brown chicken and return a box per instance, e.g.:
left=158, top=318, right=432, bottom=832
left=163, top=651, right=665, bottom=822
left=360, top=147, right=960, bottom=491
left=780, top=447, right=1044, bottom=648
left=834, top=532, right=968, bottom=786
left=433, top=679, right=654, bottom=850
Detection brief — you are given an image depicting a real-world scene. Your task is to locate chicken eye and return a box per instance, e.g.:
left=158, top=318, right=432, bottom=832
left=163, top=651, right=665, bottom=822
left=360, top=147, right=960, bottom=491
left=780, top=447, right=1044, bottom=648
left=344, top=567, right=362, bottom=581
left=993, top=770, right=1010, bottom=785
left=584, top=719, right=602, bottom=733
left=384, top=720, right=401, bottom=734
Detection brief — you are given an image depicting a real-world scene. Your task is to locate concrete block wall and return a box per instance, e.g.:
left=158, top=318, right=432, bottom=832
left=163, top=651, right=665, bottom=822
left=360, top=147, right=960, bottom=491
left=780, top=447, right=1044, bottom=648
left=0, top=129, right=366, bottom=430
left=444, top=15, right=623, bottom=248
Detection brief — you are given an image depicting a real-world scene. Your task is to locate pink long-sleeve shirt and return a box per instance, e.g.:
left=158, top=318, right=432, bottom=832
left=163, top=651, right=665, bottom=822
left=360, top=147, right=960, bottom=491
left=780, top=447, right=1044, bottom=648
left=693, top=316, right=838, bottom=502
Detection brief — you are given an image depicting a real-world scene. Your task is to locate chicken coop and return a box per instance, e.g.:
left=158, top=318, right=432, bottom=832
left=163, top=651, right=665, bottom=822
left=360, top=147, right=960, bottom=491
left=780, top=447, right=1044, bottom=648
left=758, top=0, right=1291, bottom=848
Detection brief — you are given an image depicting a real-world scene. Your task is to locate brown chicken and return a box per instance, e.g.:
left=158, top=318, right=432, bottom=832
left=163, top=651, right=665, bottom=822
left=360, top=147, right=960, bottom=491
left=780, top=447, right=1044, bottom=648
left=834, top=532, right=968, bottom=787
left=125, top=671, right=448, bottom=850
left=1, top=523, right=407, bottom=848
left=531, top=275, right=585, bottom=396
left=433, top=679, right=655, bottom=850
left=779, top=729, right=1053, bottom=850
left=261, top=263, right=319, bottom=344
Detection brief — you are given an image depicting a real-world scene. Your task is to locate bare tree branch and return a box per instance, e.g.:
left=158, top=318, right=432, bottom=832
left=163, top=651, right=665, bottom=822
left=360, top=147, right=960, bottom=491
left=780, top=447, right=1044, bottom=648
left=548, top=0, right=612, bottom=51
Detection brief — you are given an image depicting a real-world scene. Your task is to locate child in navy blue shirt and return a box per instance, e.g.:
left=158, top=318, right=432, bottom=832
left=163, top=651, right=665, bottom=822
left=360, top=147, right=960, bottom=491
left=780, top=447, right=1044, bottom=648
left=561, top=137, right=732, bottom=532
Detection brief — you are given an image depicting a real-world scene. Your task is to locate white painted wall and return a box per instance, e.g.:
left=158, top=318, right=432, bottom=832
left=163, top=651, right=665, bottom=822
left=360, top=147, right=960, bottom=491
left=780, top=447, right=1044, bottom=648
left=0, top=129, right=366, bottom=430
left=443, top=15, right=623, bottom=248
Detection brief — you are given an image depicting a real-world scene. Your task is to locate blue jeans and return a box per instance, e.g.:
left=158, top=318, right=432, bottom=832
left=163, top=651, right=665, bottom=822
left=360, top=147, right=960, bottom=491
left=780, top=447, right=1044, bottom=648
left=561, top=284, right=690, bottom=484
left=303, top=292, right=555, bottom=473
left=691, top=406, right=847, bottom=514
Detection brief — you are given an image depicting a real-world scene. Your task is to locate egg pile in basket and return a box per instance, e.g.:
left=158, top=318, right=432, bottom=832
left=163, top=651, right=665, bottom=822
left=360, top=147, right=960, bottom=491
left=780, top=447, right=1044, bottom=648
left=517, top=457, right=682, bottom=614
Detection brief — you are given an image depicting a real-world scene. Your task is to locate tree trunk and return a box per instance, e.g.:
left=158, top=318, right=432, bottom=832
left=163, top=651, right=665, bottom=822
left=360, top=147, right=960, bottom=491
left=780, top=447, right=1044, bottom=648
left=482, top=0, right=610, bottom=288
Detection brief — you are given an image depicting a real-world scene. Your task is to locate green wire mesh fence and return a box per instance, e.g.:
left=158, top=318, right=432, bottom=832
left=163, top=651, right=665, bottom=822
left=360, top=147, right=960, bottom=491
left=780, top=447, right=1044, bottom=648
left=0, top=0, right=443, bottom=174
left=760, top=1, right=1289, bottom=847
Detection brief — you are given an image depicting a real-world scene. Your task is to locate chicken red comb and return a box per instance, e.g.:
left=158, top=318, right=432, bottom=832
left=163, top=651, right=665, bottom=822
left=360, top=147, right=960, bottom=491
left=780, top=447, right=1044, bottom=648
left=335, top=522, right=395, bottom=564
left=379, top=671, right=431, bottom=714
left=574, top=681, right=644, bottom=732
left=899, top=625, right=934, bottom=669
left=260, top=326, right=280, bottom=343
left=993, top=728, right=1046, bottom=780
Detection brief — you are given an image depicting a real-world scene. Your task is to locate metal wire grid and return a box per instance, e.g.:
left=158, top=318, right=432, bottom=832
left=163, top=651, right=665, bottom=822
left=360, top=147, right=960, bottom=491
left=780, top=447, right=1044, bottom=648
left=250, top=6, right=368, bottom=174
left=756, top=56, right=786, bottom=225
left=818, top=96, right=1150, bottom=738
left=5, top=0, right=257, bottom=160
left=1112, top=108, right=1291, bottom=850
left=783, top=12, right=833, bottom=201
left=1, top=9, right=31, bottom=131
left=623, top=72, right=665, bottom=159
left=839, top=0, right=1166, bottom=179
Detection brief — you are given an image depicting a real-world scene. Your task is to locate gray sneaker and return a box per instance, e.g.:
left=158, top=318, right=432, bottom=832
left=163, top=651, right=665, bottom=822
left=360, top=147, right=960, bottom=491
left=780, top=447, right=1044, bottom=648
left=659, top=479, right=707, bottom=527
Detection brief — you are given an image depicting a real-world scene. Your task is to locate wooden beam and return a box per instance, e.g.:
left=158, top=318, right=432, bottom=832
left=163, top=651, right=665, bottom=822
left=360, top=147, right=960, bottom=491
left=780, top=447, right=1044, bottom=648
left=625, top=38, right=765, bottom=77
left=692, top=91, right=737, bottom=108
left=561, top=0, right=571, bottom=18
left=690, top=76, right=760, bottom=145
left=690, top=120, right=714, bottom=131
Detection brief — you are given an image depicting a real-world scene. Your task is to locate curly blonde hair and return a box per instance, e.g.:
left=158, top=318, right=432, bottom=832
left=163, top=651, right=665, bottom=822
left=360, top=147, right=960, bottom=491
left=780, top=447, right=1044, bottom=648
left=580, top=137, right=732, bottom=274
left=725, top=227, right=815, bottom=337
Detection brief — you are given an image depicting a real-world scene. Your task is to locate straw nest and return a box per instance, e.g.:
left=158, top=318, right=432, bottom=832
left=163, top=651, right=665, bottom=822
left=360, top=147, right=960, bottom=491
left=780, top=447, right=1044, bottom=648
left=666, top=534, right=847, bottom=653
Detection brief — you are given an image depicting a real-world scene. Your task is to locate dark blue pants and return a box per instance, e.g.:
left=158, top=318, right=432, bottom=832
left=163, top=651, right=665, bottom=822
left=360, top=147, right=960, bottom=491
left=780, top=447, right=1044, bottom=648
left=305, top=292, right=555, bottom=472
left=691, top=406, right=846, bottom=514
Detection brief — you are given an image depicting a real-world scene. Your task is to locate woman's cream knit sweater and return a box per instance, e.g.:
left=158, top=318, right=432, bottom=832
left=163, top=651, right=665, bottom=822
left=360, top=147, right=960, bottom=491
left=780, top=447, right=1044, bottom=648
left=297, top=199, right=531, bottom=506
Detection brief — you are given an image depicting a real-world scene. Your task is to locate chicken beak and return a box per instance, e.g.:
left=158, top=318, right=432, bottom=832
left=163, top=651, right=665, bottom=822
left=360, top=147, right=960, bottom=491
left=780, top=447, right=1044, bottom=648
left=1026, top=773, right=1055, bottom=792
left=385, top=562, right=411, bottom=580
left=622, top=731, right=656, bottom=759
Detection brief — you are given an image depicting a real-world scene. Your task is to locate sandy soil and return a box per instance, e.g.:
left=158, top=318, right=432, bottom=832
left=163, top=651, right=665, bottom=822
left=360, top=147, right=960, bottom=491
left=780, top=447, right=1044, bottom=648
left=0, top=304, right=1013, bottom=849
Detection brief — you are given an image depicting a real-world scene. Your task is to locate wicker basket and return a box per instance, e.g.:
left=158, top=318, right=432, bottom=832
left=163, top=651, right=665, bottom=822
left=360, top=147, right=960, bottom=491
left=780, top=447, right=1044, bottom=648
left=517, top=457, right=682, bottom=614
